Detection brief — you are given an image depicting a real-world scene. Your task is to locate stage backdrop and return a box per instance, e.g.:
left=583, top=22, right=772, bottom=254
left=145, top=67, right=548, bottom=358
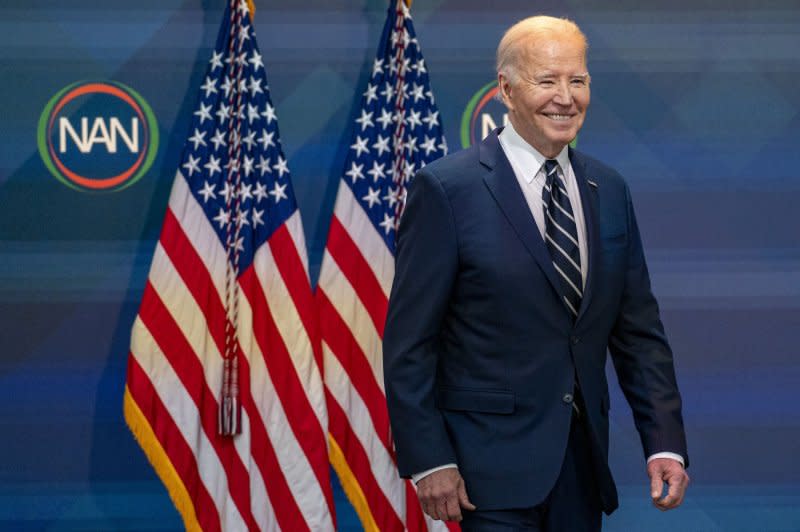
left=1, top=1, right=798, bottom=530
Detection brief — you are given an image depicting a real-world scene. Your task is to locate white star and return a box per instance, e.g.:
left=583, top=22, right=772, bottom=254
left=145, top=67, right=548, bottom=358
left=380, top=81, right=395, bottom=103
left=247, top=103, right=260, bottom=124
left=200, top=76, right=217, bottom=98
left=210, top=129, right=226, bottom=151
left=403, top=161, right=416, bottom=182
left=367, top=161, right=386, bottom=182
left=364, top=83, right=378, bottom=104
left=373, top=135, right=391, bottom=156
left=269, top=182, right=288, bottom=203
left=238, top=25, right=250, bottom=44
left=253, top=182, right=268, bottom=202
left=242, top=130, right=257, bottom=150
left=404, top=136, right=418, bottom=155
left=256, top=155, right=272, bottom=176
left=182, top=154, right=200, bottom=176
left=252, top=208, right=265, bottom=227
left=420, top=135, right=437, bottom=156
left=390, top=29, right=402, bottom=48
left=235, top=51, right=248, bottom=67
left=378, top=212, right=395, bottom=235
left=232, top=236, right=245, bottom=253
left=194, top=103, right=212, bottom=124
left=362, top=187, right=381, bottom=208
left=398, top=57, right=411, bottom=77
left=198, top=181, right=216, bottom=203
left=372, top=58, right=384, bottom=77
left=249, top=50, right=264, bottom=72
left=188, top=128, right=207, bottom=150
left=376, top=109, right=394, bottom=129
left=220, top=182, right=235, bottom=203
left=273, top=156, right=289, bottom=177
left=243, top=155, right=254, bottom=177
left=262, top=103, right=277, bottom=124
left=249, top=76, right=263, bottom=97
left=422, top=109, right=440, bottom=129
left=345, top=162, right=364, bottom=183
left=350, top=136, right=370, bottom=158
left=216, top=103, right=230, bottom=124
left=355, top=110, right=374, bottom=131
left=410, top=83, right=425, bottom=103
left=221, top=76, right=234, bottom=98
left=235, top=209, right=250, bottom=227
left=239, top=183, right=253, bottom=201
left=258, top=129, right=275, bottom=150
left=204, top=155, right=221, bottom=177
left=414, top=58, right=426, bottom=74
left=384, top=186, right=399, bottom=208
left=209, top=50, right=224, bottom=71
left=406, top=110, right=422, bottom=129
left=213, top=207, right=230, bottom=229
left=439, top=137, right=448, bottom=154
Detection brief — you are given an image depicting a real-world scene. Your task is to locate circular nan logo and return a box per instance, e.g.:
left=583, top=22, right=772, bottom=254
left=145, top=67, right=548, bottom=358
left=460, top=81, right=507, bottom=149
left=37, top=81, right=158, bottom=192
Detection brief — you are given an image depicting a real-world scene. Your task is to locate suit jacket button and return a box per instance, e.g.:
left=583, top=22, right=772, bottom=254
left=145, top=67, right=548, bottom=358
left=563, top=393, right=574, bottom=404
left=571, top=336, right=580, bottom=345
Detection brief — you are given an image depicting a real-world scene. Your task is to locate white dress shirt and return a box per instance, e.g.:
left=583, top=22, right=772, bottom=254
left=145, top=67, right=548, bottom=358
left=412, top=124, right=683, bottom=484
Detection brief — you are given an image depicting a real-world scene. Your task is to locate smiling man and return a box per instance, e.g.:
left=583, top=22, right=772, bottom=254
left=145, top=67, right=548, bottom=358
left=383, top=15, right=689, bottom=531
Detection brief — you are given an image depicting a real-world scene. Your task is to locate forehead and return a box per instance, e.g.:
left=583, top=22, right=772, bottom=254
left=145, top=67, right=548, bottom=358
left=519, top=35, right=587, bottom=74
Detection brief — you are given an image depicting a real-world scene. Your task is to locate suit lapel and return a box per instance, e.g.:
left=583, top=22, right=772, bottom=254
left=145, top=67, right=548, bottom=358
left=480, top=130, right=564, bottom=301
left=570, top=148, right=601, bottom=324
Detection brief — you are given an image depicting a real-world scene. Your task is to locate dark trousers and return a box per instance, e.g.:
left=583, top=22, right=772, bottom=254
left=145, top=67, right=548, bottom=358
left=460, top=411, right=603, bottom=532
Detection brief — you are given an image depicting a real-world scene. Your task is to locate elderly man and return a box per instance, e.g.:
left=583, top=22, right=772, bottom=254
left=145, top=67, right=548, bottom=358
left=383, top=15, right=689, bottom=531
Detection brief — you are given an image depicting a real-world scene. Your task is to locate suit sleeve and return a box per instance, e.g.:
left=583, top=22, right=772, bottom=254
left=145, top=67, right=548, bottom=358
left=608, top=183, right=689, bottom=467
left=383, top=168, right=459, bottom=478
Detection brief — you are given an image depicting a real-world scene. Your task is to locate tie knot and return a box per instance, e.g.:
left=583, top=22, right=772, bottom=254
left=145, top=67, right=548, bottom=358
left=544, top=159, right=560, bottom=180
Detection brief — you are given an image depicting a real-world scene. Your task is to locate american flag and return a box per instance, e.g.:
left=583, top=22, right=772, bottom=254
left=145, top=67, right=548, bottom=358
left=317, top=2, right=454, bottom=530
left=123, top=1, right=335, bottom=530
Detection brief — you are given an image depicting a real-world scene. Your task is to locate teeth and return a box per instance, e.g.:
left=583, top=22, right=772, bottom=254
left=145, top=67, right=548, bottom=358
left=547, top=114, right=572, bottom=121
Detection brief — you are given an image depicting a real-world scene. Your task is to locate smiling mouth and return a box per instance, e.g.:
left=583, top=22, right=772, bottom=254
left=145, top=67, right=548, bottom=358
left=544, top=113, right=575, bottom=121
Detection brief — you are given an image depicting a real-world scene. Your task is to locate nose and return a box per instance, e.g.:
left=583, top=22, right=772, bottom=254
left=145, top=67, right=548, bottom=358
left=552, top=80, right=573, bottom=106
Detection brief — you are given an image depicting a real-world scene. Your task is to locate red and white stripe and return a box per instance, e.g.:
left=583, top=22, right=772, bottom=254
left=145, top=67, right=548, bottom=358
left=127, top=172, right=335, bottom=531
left=319, top=181, right=455, bottom=531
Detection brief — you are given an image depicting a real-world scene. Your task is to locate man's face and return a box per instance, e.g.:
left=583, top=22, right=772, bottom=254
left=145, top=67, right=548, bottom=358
left=499, top=35, right=590, bottom=157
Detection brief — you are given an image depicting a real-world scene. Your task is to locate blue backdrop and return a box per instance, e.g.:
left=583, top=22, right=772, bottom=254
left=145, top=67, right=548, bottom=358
left=1, top=1, right=798, bottom=530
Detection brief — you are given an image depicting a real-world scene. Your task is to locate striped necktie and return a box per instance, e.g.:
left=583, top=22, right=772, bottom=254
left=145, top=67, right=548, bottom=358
left=542, top=159, right=582, bottom=318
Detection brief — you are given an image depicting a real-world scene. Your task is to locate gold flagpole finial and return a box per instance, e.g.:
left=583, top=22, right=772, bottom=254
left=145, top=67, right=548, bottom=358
left=247, top=0, right=256, bottom=18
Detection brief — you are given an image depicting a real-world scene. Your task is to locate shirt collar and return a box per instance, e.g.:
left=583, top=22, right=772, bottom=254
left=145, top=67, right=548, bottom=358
left=500, top=122, right=570, bottom=184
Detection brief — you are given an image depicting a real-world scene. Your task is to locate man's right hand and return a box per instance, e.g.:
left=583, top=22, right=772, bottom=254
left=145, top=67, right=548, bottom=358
left=416, top=467, right=476, bottom=522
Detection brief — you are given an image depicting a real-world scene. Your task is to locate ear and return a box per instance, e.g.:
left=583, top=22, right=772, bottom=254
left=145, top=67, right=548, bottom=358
left=497, top=73, right=514, bottom=111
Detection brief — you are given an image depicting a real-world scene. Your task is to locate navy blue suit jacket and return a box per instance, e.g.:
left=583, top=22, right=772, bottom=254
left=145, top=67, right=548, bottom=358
left=383, top=129, right=688, bottom=513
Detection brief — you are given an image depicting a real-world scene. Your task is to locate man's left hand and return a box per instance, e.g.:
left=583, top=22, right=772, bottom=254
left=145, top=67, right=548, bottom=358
left=647, top=458, right=689, bottom=511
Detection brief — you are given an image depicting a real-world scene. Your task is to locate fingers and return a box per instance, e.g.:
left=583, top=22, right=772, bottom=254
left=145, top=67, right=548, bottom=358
left=458, top=481, right=477, bottom=511
left=650, top=472, right=663, bottom=501
left=648, top=459, right=690, bottom=512
left=417, top=468, right=475, bottom=522
left=654, top=469, right=689, bottom=511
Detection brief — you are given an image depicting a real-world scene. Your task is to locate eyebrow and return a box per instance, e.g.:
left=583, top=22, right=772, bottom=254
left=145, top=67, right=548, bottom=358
left=534, top=72, right=590, bottom=79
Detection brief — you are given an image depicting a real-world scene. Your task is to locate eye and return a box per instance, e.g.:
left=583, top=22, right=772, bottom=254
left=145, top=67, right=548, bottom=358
left=571, top=78, right=587, bottom=87
left=537, top=79, right=555, bottom=87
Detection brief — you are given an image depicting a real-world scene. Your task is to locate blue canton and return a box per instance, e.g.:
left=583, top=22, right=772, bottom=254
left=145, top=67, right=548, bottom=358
left=342, top=2, right=447, bottom=254
left=179, top=0, right=297, bottom=274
